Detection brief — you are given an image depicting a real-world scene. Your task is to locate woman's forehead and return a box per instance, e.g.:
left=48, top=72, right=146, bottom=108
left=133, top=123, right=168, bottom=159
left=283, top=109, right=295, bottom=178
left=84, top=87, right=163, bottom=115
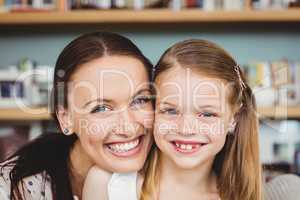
left=70, top=56, right=148, bottom=84
left=66, top=56, right=151, bottom=106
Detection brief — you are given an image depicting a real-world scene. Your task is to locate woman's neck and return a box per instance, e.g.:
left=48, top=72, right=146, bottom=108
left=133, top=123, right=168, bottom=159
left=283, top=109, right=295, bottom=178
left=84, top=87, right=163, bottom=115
left=159, top=154, right=218, bottom=199
left=69, top=140, right=94, bottom=199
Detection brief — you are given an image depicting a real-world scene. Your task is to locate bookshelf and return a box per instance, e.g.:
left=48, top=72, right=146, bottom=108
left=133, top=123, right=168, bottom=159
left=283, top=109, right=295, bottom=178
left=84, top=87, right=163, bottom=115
left=0, top=107, right=51, bottom=121
left=0, top=106, right=299, bottom=121
left=258, top=106, right=300, bottom=119
left=0, top=9, right=300, bottom=25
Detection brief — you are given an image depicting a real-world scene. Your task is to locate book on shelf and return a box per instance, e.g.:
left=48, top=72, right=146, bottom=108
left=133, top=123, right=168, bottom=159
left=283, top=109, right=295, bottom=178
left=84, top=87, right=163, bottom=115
left=252, top=0, right=300, bottom=10
left=243, top=60, right=300, bottom=107
left=3, top=0, right=56, bottom=12
left=0, top=59, right=53, bottom=108
left=39, top=0, right=252, bottom=12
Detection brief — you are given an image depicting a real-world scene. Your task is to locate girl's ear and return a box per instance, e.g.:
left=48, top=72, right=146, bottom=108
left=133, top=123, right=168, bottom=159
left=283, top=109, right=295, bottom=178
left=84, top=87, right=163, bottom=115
left=56, top=105, right=74, bottom=135
left=228, top=118, right=237, bottom=134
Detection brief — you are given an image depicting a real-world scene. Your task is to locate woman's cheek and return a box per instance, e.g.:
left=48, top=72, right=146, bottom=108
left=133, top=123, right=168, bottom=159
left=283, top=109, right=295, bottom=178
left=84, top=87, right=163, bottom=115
left=142, top=112, right=154, bottom=129
left=133, top=109, right=154, bottom=129
left=76, top=115, right=112, bottom=142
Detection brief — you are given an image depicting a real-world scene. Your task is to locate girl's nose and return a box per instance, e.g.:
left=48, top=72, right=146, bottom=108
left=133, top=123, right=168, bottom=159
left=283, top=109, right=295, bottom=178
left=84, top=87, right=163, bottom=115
left=178, top=114, right=198, bottom=136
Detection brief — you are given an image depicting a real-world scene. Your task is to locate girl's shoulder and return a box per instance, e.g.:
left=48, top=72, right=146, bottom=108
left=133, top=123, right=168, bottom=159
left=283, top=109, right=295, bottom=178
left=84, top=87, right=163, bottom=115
left=0, top=159, right=53, bottom=200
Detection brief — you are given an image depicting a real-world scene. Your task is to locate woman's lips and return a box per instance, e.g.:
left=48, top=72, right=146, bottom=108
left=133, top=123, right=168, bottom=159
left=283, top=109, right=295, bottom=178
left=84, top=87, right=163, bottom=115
left=170, top=140, right=208, bottom=154
left=105, top=135, right=144, bottom=157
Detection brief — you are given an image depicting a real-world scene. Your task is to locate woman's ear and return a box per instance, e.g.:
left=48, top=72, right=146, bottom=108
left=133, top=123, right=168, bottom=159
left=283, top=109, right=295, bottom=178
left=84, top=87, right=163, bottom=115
left=56, top=105, right=74, bottom=135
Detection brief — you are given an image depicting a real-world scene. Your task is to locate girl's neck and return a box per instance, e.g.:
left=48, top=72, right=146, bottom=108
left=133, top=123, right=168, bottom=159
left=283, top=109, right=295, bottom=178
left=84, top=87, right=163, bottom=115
left=159, top=154, right=218, bottom=196
left=69, top=140, right=93, bottom=199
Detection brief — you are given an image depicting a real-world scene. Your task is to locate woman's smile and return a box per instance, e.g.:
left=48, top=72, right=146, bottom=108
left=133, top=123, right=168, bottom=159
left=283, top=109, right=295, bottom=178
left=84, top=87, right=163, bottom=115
left=105, top=135, right=145, bottom=157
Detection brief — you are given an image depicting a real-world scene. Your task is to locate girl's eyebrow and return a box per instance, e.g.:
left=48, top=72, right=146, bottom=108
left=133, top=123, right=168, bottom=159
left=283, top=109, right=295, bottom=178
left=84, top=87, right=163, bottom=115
left=132, top=88, right=152, bottom=97
left=196, top=105, right=220, bottom=110
left=157, top=101, right=177, bottom=107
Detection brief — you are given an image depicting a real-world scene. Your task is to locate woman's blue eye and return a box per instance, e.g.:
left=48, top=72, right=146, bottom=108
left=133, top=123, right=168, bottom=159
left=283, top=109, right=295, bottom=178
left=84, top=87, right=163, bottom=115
left=160, top=108, right=178, bottom=115
left=91, top=105, right=112, bottom=113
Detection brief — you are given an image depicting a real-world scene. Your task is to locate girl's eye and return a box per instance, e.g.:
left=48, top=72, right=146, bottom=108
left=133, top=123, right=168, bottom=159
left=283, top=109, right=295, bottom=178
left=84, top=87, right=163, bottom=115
left=159, top=108, right=179, bottom=115
left=131, top=96, right=152, bottom=107
left=91, top=105, right=112, bottom=114
left=198, top=112, right=217, bottom=118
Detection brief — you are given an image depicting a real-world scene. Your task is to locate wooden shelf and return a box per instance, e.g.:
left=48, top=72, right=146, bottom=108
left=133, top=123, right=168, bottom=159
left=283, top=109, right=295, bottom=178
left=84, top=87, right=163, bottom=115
left=0, top=9, right=300, bottom=25
left=257, top=106, right=300, bottom=119
left=0, top=107, right=51, bottom=121
left=0, top=106, right=299, bottom=121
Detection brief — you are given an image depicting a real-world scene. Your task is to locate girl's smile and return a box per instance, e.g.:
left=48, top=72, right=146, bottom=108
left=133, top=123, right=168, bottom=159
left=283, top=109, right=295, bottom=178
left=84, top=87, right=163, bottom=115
left=170, top=139, right=209, bottom=155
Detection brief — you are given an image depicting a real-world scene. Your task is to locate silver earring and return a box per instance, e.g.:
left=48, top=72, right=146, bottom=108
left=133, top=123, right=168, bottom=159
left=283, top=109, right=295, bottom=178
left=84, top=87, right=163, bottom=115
left=63, top=128, right=71, bottom=135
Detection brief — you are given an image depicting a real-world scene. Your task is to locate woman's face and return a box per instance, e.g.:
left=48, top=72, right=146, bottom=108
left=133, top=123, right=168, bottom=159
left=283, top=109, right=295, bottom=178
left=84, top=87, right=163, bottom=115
left=154, top=67, right=234, bottom=170
left=58, top=56, right=154, bottom=173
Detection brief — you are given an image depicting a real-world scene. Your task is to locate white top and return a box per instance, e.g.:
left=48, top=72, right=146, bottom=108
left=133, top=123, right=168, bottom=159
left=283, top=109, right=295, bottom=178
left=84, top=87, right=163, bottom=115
left=108, top=172, right=138, bottom=200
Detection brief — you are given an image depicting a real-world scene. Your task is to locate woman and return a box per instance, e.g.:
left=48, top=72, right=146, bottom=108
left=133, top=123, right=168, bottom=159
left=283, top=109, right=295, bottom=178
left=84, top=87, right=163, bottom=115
left=0, top=31, right=155, bottom=200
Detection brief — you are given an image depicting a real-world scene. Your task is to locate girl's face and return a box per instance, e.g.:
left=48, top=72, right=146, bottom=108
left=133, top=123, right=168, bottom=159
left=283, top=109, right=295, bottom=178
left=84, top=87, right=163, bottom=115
left=58, top=56, right=154, bottom=173
left=154, top=67, right=234, bottom=170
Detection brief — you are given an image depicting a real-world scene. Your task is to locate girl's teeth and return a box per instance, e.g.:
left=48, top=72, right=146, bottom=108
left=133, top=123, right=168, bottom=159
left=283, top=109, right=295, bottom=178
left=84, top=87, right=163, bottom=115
left=175, top=143, right=199, bottom=151
left=108, top=139, right=139, bottom=153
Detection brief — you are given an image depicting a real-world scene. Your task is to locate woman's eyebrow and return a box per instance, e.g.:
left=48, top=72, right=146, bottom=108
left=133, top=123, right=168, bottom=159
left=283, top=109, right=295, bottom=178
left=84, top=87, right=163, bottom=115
left=83, top=98, right=113, bottom=108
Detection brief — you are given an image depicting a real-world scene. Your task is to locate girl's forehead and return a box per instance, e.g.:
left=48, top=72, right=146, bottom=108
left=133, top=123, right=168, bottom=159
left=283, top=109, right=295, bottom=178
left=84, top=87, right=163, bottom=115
left=156, top=67, right=228, bottom=96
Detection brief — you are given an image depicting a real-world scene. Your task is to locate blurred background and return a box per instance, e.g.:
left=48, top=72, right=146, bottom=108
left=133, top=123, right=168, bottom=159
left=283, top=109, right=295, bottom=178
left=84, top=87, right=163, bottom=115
left=0, top=0, right=300, bottom=182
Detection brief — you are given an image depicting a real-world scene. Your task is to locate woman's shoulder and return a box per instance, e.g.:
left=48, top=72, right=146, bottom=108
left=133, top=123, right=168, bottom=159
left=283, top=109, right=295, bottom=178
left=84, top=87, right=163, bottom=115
left=264, top=174, right=300, bottom=200
left=0, top=158, right=53, bottom=200
left=0, top=159, right=15, bottom=199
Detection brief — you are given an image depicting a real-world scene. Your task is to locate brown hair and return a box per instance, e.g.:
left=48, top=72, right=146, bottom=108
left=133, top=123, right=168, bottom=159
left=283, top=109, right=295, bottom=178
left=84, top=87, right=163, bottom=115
left=2, top=31, right=153, bottom=200
left=141, top=39, right=262, bottom=200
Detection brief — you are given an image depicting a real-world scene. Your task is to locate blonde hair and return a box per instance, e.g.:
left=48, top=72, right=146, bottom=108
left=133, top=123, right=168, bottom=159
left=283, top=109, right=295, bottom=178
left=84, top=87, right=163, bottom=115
left=141, top=39, right=262, bottom=200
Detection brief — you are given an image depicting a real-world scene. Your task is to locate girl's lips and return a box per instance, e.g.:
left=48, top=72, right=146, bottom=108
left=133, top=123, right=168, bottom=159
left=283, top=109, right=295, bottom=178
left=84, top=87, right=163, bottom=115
left=170, top=140, right=208, bottom=154
left=105, top=135, right=144, bottom=158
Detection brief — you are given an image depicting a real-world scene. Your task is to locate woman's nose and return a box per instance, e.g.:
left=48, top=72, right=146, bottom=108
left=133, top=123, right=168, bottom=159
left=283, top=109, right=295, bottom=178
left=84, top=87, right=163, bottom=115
left=112, top=110, right=139, bottom=138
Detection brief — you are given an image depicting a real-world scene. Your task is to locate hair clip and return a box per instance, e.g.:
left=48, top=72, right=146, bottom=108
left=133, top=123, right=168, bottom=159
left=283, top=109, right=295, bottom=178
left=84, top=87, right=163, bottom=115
left=234, top=64, right=247, bottom=91
left=151, top=66, right=156, bottom=81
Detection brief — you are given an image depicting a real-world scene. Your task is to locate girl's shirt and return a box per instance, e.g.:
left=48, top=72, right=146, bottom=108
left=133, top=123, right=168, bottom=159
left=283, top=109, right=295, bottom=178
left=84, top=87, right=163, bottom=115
left=108, top=172, right=138, bottom=200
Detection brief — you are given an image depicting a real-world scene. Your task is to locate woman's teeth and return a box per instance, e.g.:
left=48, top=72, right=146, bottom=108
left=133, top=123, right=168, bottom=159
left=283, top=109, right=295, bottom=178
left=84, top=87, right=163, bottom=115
left=108, top=138, right=139, bottom=153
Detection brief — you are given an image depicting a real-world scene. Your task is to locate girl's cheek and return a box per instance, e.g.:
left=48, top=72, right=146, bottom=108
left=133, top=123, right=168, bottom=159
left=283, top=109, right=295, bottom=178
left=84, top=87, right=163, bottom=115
left=154, top=118, right=175, bottom=137
left=200, top=118, right=227, bottom=136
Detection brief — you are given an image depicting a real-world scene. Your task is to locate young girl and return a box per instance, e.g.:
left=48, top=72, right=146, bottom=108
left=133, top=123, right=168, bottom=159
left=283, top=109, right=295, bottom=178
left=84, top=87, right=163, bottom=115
left=83, top=39, right=262, bottom=200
